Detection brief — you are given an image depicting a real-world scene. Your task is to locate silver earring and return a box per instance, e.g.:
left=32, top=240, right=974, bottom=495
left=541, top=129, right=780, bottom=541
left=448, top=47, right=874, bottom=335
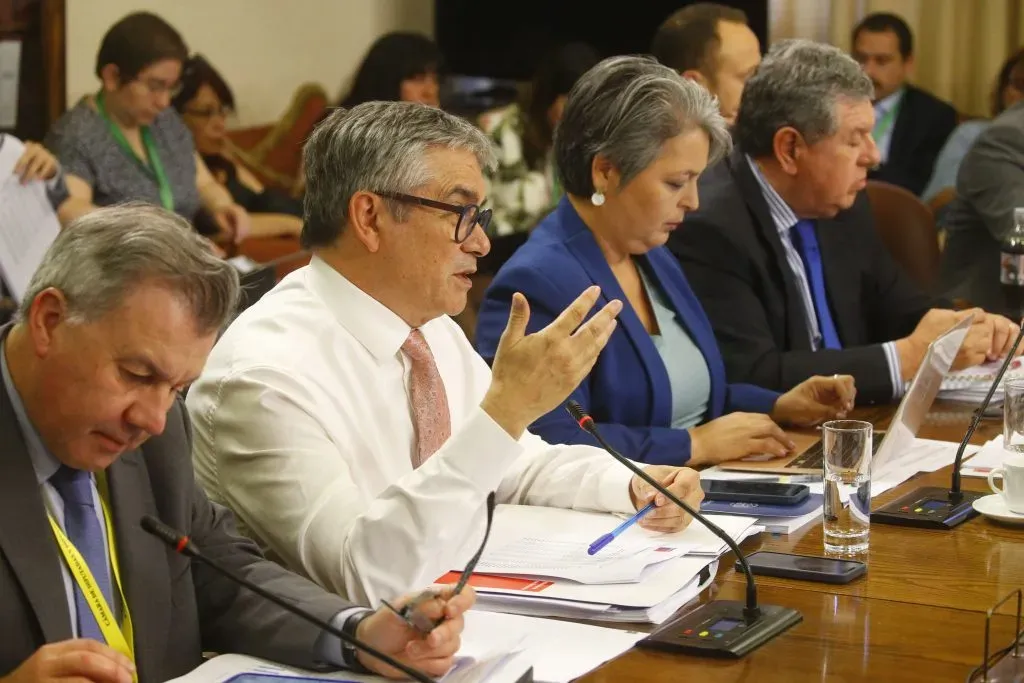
left=591, top=191, right=606, bottom=206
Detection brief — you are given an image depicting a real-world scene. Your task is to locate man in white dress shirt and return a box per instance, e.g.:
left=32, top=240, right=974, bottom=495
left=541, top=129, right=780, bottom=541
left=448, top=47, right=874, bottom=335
left=186, top=101, right=704, bottom=606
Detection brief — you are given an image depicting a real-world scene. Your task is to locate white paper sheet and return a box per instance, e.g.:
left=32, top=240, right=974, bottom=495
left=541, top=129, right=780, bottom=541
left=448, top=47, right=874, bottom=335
left=475, top=535, right=685, bottom=584
left=0, top=137, right=61, bottom=302
left=165, top=610, right=642, bottom=683
left=961, top=436, right=1011, bottom=478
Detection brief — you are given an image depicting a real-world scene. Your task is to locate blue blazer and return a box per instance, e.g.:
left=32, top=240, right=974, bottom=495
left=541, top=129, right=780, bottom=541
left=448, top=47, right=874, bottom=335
left=475, top=198, right=779, bottom=465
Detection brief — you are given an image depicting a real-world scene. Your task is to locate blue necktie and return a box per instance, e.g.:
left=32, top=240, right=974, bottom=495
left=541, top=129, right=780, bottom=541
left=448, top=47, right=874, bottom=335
left=790, top=220, right=842, bottom=350
left=50, top=466, right=114, bottom=641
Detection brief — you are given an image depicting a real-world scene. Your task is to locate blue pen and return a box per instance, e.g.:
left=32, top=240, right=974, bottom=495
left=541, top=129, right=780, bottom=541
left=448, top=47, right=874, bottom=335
left=587, top=502, right=657, bottom=555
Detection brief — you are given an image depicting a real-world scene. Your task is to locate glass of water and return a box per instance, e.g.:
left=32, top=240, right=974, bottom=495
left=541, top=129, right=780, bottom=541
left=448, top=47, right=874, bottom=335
left=822, top=420, right=872, bottom=556
left=1004, top=377, right=1024, bottom=454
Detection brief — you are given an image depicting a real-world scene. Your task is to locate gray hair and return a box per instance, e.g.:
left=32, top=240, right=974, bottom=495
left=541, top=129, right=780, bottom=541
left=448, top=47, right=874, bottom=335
left=301, top=101, right=497, bottom=248
left=555, top=55, right=731, bottom=197
left=18, top=203, right=239, bottom=334
left=736, top=39, right=874, bottom=157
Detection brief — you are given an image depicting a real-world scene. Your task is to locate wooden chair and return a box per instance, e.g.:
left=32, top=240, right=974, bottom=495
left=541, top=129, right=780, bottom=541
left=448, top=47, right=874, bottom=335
left=225, top=83, right=330, bottom=195
left=865, top=180, right=942, bottom=292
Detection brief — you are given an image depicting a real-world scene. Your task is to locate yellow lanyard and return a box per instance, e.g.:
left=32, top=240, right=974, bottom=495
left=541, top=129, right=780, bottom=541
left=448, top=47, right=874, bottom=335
left=47, top=477, right=136, bottom=681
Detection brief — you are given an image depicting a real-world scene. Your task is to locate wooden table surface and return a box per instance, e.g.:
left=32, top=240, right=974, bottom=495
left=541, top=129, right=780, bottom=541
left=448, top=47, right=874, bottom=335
left=578, top=401, right=1022, bottom=683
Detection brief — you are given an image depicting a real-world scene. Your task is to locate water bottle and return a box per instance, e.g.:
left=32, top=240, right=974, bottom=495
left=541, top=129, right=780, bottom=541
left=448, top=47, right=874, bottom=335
left=1000, top=207, right=1024, bottom=318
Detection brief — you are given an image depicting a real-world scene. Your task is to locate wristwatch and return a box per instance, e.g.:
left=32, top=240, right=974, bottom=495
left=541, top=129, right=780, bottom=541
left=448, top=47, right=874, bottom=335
left=340, top=608, right=375, bottom=673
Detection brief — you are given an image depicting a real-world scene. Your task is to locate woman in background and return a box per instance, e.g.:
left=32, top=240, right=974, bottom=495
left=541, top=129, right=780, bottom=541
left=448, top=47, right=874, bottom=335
left=482, top=42, right=600, bottom=236
left=475, top=56, right=855, bottom=466
left=174, top=55, right=303, bottom=238
left=45, top=11, right=249, bottom=245
left=339, top=32, right=442, bottom=108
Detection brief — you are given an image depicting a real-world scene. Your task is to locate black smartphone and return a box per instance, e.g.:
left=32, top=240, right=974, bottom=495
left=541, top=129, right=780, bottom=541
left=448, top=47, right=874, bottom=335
left=737, top=551, right=866, bottom=584
left=701, top=480, right=810, bottom=505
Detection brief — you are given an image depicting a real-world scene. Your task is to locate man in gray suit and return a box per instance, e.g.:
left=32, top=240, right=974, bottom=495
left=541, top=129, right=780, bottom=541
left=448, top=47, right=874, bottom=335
left=0, top=204, right=471, bottom=683
left=942, top=102, right=1024, bottom=314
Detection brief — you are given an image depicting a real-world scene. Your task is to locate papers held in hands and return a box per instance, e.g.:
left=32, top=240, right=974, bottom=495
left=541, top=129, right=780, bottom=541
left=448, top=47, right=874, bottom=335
left=0, top=136, right=61, bottom=302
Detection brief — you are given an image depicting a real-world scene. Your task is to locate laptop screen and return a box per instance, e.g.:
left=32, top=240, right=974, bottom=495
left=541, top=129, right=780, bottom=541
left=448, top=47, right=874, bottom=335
left=872, top=314, right=974, bottom=478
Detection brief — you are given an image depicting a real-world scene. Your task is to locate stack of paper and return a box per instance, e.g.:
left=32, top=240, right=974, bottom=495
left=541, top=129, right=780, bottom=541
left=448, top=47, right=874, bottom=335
left=434, top=505, right=759, bottom=624
left=166, top=610, right=645, bottom=683
left=940, top=360, right=1023, bottom=405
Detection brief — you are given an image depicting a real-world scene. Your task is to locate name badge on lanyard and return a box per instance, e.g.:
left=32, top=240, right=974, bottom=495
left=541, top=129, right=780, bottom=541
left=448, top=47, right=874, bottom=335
left=48, top=475, right=137, bottom=682
left=96, top=92, right=174, bottom=212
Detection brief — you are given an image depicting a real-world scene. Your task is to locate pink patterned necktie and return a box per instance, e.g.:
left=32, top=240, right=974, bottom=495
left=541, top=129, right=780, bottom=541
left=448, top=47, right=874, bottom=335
left=401, top=329, right=451, bottom=467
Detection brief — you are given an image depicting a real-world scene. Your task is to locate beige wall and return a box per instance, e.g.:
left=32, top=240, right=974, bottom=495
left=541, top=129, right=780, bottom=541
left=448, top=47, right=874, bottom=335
left=66, top=0, right=434, bottom=127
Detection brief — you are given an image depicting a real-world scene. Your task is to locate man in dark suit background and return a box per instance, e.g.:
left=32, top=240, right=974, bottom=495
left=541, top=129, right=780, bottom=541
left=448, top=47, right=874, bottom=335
left=0, top=204, right=470, bottom=683
left=669, top=40, right=1019, bottom=405
left=852, top=12, right=957, bottom=196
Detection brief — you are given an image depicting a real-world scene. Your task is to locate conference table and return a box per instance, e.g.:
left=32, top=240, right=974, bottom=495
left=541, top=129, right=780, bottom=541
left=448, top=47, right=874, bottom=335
left=579, top=401, right=1022, bottom=682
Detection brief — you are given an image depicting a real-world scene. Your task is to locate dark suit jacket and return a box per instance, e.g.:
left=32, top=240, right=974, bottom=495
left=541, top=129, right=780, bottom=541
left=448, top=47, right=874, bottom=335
left=941, top=101, right=1024, bottom=314
left=474, top=198, right=779, bottom=466
left=668, top=148, right=945, bottom=404
left=0, top=331, right=352, bottom=681
left=868, top=84, right=958, bottom=196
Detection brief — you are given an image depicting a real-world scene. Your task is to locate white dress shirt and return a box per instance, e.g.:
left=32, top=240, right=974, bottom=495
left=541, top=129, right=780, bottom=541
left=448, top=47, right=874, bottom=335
left=745, top=156, right=905, bottom=399
left=187, top=256, right=635, bottom=606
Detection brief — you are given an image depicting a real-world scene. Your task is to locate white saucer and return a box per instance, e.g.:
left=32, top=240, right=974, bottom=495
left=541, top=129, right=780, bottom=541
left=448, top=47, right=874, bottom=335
left=973, top=494, right=1024, bottom=526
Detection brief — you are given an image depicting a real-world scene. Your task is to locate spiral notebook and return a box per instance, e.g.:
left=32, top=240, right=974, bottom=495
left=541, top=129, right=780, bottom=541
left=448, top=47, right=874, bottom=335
left=938, top=359, right=1024, bottom=405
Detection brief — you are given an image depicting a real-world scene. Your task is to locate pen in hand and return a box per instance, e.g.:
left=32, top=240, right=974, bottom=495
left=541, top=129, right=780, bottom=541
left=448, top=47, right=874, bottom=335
left=587, top=502, right=657, bottom=555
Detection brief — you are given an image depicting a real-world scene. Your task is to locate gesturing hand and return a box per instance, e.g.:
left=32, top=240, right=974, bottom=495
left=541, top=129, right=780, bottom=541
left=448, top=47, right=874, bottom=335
left=482, top=286, right=623, bottom=438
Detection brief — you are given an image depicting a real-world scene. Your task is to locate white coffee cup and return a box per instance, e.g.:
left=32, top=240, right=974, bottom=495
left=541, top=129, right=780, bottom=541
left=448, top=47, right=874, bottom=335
left=988, top=453, right=1024, bottom=514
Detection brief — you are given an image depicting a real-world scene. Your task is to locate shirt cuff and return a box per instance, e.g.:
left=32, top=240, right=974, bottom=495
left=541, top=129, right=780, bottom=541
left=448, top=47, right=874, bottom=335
left=595, top=460, right=638, bottom=515
left=882, top=341, right=906, bottom=400
left=314, top=606, right=373, bottom=668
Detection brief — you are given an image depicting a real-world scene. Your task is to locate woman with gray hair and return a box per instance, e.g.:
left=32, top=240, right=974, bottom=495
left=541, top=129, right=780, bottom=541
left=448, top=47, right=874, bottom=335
left=475, top=56, right=854, bottom=466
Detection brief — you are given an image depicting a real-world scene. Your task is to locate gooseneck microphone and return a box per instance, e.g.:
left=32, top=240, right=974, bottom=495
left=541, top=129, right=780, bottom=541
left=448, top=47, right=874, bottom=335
left=873, top=322, right=1024, bottom=529
left=566, top=401, right=801, bottom=659
left=140, top=516, right=436, bottom=683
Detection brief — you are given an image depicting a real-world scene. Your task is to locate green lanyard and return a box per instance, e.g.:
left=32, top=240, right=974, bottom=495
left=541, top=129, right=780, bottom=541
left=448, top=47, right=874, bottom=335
left=95, top=92, right=174, bottom=211
left=872, top=93, right=903, bottom=144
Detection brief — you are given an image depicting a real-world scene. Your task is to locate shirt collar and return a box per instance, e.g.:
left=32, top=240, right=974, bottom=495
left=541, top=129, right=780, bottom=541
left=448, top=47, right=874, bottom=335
left=745, top=155, right=800, bottom=235
left=1, top=338, right=61, bottom=484
left=306, top=255, right=435, bottom=362
left=874, top=87, right=905, bottom=114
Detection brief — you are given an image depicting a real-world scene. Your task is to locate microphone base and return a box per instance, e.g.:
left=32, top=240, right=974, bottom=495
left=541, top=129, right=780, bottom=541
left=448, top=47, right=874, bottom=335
left=871, top=486, right=985, bottom=529
left=638, top=600, right=802, bottom=659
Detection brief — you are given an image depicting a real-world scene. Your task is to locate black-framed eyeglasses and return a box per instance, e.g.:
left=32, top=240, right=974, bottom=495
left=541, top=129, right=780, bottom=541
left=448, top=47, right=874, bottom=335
left=377, top=191, right=493, bottom=243
left=380, top=491, right=495, bottom=634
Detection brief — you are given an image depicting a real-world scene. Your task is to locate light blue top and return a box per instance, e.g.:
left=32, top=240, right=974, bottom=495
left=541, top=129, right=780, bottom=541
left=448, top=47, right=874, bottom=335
left=0, top=339, right=112, bottom=636
left=873, top=88, right=905, bottom=165
left=638, top=267, right=711, bottom=429
left=921, top=119, right=990, bottom=206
